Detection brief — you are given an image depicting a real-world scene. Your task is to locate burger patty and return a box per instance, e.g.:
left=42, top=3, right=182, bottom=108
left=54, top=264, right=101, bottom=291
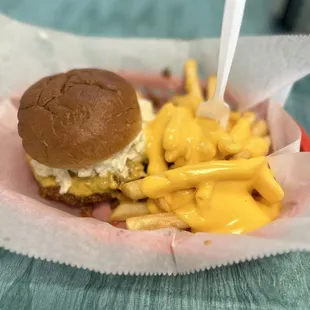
left=31, top=158, right=147, bottom=207
left=39, top=185, right=122, bottom=207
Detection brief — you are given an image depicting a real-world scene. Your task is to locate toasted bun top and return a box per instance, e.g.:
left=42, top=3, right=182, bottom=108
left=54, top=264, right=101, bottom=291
left=18, top=68, right=142, bottom=169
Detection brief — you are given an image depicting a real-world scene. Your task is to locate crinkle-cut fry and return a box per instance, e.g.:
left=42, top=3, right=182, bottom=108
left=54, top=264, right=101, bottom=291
left=121, top=179, right=145, bottom=200
left=252, top=119, right=268, bottom=137
left=184, top=59, right=203, bottom=101
left=126, top=213, right=189, bottom=230
left=207, top=75, right=216, bottom=100
left=108, top=203, right=149, bottom=222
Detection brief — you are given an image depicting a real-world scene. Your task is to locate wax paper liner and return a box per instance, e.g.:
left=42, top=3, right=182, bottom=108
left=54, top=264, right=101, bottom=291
left=0, top=92, right=307, bottom=275
left=1, top=15, right=310, bottom=274
left=1, top=151, right=310, bottom=275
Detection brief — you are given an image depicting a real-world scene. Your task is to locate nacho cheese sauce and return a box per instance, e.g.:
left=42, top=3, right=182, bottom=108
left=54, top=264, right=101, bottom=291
left=30, top=99, right=154, bottom=194
left=145, top=103, right=270, bottom=175
left=144, top=103, right=283, bottom=234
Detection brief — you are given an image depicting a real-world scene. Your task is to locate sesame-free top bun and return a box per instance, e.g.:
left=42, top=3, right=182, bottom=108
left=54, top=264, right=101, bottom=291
left=18, top=68, right=142, bottom=169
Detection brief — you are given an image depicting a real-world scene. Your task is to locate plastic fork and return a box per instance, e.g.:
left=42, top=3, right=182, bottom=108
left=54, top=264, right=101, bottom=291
left=196, top=0, right=246, bottom=128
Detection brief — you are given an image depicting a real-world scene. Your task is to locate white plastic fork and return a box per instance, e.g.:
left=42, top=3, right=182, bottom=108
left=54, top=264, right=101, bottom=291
left=196, top=0, right=246, bottom=128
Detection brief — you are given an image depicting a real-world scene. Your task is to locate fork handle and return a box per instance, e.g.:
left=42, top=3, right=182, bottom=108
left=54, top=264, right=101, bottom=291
left=215, top=0, right=246, bottom=100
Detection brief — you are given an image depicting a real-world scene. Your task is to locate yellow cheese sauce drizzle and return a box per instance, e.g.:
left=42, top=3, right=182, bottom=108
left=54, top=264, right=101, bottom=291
left=141, top=157, right=283, bottom=233
left=146, top=103, right=271, bottom=169
left=145, top=97, right=283, bottom=234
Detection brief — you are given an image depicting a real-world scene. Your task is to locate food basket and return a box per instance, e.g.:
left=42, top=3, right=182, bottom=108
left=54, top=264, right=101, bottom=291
left=2, top=70, right=310, bottom=275
left=118, top=70, right=310, bottom=153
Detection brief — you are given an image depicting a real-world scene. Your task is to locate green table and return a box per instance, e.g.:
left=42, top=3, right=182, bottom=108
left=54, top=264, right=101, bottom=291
left=1, top=0, right=310, bottom=309
left=1, top=249, right=310, bottom=309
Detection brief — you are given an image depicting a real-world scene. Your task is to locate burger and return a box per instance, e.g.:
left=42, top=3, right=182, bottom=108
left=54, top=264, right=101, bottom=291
left=17, top=68, right=154, bottom=207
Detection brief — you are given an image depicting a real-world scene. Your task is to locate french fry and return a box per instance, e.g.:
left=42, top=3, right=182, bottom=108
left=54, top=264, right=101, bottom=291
left=252, top=120, right=268, bottom=137
left=146, top=199, right=162, bottom=214
left=108, top=203, right=149, bottom=222
left=146, top=103, right=174, bottom=174
left=231, top=136, right=271, bottom=160
left=171, top=94, right=201, bottom=110
left=264, top=136, right=271, bottom=149
left=184, top=59, right=203, bottom=101
left=217, top=135, right=242, bottom=157
left=126, top=213, right=189, bottom=230
left=231, top=151, right=251, bottom=160
left=254, top=164, right=284, bottom=204
left=229, top=111, right=241, bottom=123
left=121, top=179, right=145, bottom=200
left=163, top=106, right=192, bottom=162
left=229, top=118, right=252, bottom=143
left=156, top=197, right=172, bottom=212
left=242, top=112, right=256, bottom=123
left=141, top=157, right=267, bottom=198
left=195, top=182, right=214, bottom=207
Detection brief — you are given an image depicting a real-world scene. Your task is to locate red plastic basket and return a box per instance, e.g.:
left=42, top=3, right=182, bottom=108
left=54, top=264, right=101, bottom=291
left=118, top=71, right=310, bottom=153
left=299, top=126, right=310, bottom=152
left=11, top=71, right=310, bottom=152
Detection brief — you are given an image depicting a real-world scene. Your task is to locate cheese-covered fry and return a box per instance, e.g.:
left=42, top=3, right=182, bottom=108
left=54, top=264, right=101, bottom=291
left=218, top=135, right=243, bottom=157
left=145, top=103, right=175, bottom=174
left=133, top=157, right=283, bottom=233
left=229, top=111, right=241, bottom=123
left=184, top=59, right=203, bottom=101
left=121, top=179, right=145, bottom=200
left=242, top=112, right=256, bottom=123
left=141, top=157, right=267, bottom=199
left=252, top=119, right=268, bottom=137
left=231, top=136, right=271, bottom=159
left=146, top=199, right=162, bottom=214
left=171, top=94, right=202, bottom=110
left=122, top=61, right=282, bottom=234
left=195, top=181, right=214, bottom=207
left=254, top=164, right=284, bottom=204
left=163, top=106, right=192, bottom=162
left=229, top=118, right=253, bottom=143
left=156, top=197, right=172, bottom=213
left=126, top=213, right=189, bottom=230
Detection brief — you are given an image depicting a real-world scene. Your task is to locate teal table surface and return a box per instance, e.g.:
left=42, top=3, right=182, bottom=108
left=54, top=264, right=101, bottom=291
left=1, top=249, right=310, bottom=310
left=1, top=0, right=310, bottom=309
